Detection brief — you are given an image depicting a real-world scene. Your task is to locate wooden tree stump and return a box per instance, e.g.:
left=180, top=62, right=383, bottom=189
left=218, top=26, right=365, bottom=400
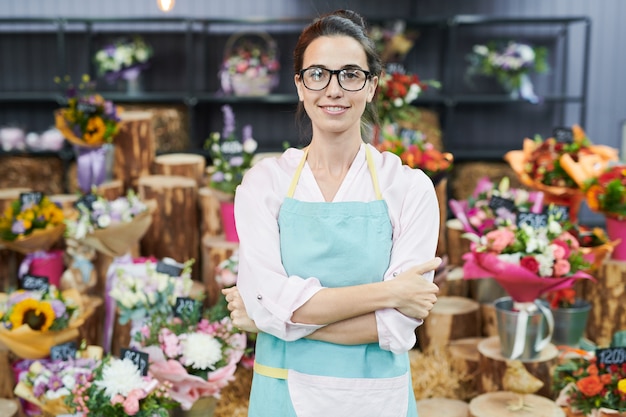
left=114, top=111, right=155, bottom=192
left=138, top=175, right=199, bottom=278
left=50, top=193, right=78, bottom=212
left=97, top=179, right=125, bottom=201
left=0, top=345, right=15, bottom=398
left=477, top=336, right=558, bottom=398
left=480, top=302, right=499, bottom=337
left=435, top=178, right=448, bottom=257
left=437, top=266, right=470, bottom=298
left=152, top=153, right=207, bottom=188
left=198, top=187, right=224, bottom=239
left=469, top=391, right=565, bottom=417
left=416, top=398, right=469, bottom=417
left=201, top=235, right=239, bottom=307
left=0, top=399, right=18, bottom=417
left=417, top=296, right=481, bottom=352
left=447, top=337, right=484, bottom=398
left=446, top=219, right=471, bottom=267
left=585, top=259, right=626, bottom=347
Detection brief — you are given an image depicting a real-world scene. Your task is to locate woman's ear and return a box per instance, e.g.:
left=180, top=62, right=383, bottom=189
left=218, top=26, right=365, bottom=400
left=295, top=74, right=304, bottom=102
left=366, top=75, right=379, bottom=103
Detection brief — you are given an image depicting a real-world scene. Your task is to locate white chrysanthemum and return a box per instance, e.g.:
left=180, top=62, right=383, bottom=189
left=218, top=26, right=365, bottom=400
left=182, top=333, right=223, bottom=370
left=45, top=387, right=71, bottom=400
left=97, top=214, right=111, bottom=228
left=61, top=374, right=77, bottom=391
left=94, top=358, right=147, bottom=398
left=473, top=45, right=489, bottom=56
left=548, top=219, right=562, bottom=236
left=497, top=253, right=521, bottom=265
left=243, top=138, right=258, bottom=154
left=535, top=254, right=555, bottom=277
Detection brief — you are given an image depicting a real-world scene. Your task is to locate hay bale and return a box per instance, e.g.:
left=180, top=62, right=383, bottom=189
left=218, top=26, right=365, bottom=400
left=0, top=155, right=65, bottom=194
left=449, top=162, right=522, bottom=201
left=121, top=104, right=189, bottom=153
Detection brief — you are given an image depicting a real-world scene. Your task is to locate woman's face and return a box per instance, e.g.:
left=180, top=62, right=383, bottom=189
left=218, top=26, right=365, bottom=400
left=295, top=35, right=378, bottom=137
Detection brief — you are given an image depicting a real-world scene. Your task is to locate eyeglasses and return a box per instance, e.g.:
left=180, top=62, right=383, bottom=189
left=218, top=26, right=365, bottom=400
left=298, top=67, right=372, bottom=92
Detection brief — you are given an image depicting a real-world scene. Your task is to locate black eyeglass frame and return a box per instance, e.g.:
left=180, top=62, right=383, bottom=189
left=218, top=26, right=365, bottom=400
left=298, top=67, right=373, bottom=92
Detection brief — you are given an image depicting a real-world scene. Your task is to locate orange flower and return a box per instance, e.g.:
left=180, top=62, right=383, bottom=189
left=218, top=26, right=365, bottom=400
left=576, top=375, right=605, bottom=397
left=587, top=364, right=599, bottom=376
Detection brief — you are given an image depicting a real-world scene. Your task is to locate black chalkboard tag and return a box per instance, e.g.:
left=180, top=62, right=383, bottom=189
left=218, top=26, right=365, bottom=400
left=74, top=193, right=98, bottom=211
left=50, top=341, right=78, bottom=361
left=174, top=297, right=201, bottom=320
left=553, top=127, right=574, bottom=143
left=516, top=212, right=548, bottom=229
left=488, top=196, right=517, bottom=214
left=156, top=258, right=183, bottom=277
left=596, top=347, right=626, bottom=367
left=545, top=204, right=570, bottom=222
left=19, top=191, right=43, bottom=207
left=120, top=348, right=149, bottom=376
left=20, top=274, right=49, bottom=292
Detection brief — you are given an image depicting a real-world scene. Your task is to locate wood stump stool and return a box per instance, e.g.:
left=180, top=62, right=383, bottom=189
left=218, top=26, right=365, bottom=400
left=114, top=111, right=155, bottom=191
left=416, top=397, right=469, bottom=417
left=97, top=179, right=125, bottom=200
left=152, top=153, right=206, bottom=188
left=437, top=266, right=470, bottom=298
left=446, top=219, right=471, bottom=267
left=477, top=336, right=558, bottom=398
left=479, top=302, right=498, bottom=337
left=0, top=399, right=18, bottom=417
left=447, top=337, right=484, bottom=398
left=198, top=187, right=223, bottom=239
left=201, top=236, right=239, bottom=307
left=585, top=259, right=626, bottom=347
left=417, top=296, right=480, bottom=351
left=469, top=391, right=565, bottom=417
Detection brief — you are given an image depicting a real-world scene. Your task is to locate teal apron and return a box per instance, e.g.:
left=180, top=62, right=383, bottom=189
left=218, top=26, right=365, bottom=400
left=248, top=146, right=418, bottom=417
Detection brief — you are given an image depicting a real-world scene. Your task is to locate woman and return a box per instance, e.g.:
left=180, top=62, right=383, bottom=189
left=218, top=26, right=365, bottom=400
left=224, top=9, right=441, bottom=417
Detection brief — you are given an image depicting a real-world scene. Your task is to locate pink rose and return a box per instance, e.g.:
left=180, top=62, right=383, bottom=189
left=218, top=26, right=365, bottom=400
left=553, top=259, right=571, bottom=277
left=110, top=394, right=124, bottom=405
left=558, top=231, right=580, bottom=250
left=485, top=228, right=516, bottom=253
left=123, top=395, right=140, bottom=416
left=551, top=239, right=571, bottom=259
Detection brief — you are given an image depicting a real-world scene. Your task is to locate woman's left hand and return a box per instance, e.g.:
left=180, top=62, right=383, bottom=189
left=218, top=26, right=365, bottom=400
left=222, top=286, right=260, bottom=333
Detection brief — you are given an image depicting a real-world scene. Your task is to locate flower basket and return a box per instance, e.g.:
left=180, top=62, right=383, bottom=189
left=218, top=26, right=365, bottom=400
left=220, top=31, right=280, bottom=97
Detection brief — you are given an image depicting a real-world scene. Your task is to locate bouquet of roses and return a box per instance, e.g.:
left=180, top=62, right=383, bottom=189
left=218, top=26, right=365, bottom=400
left=66, top=355, right=176, bottom=417
left=136, top=304, right=247, bottom=410
left=448, top=176, right=545, bottom=236
left=504, top=124, right=619, bottom=223
left=582, top=165, right=626, bottom=220
left=462, top=208, right=594, bottom=302
left=376, top=71, right=440, bottom=126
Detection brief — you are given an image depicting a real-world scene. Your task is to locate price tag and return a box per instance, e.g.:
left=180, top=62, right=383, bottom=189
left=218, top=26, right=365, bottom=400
left=596, top=347, right=626, bottom=367
left=120, top=348, right=149, bottom=376
left=488, top=196, right=517, bottom=214
left=19, top=191, right=43, bottom=207
left=545, top=204, right=570, bottom=222
left=174, top=297, right=201, bottom=320
left=20, top=274, right=49, bottom=292
left=553, top=127, right=574, bottom=143
left=156, top=259, right=183, bottom=277
left=50, top=341, right=78, bottom=361
left=74, top=193, right=98, bottom=211
left=516, top=212, right=548, bottom=229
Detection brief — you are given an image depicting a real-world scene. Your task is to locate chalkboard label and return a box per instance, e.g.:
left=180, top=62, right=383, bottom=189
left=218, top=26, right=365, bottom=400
left=174, top=297, right=201, bottom=320
left=546, top=204, right=570, bottom=222
left=488, top=196, right=517, bottom=214
left=120, top=348, right=149, bottom=376
left=596, top=347, right=626, bottom=367
left=20, top=191, right=43, bottom=207
left=156, top=259, right=183, bottom=277
left=516, top=212, right=548, bottom=229
left=74, top=193, right=98, bottom=211
left=553, top=127, right=574, bottom=143
left=50, top=341, right=78, bottom=361
left=20, top=274, right=49, bottom=292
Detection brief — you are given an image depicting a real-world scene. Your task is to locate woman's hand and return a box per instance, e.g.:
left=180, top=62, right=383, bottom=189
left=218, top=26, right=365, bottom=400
left=389, top=258, right=441, bottom=320
left=222, top=286, right=260, bottom=333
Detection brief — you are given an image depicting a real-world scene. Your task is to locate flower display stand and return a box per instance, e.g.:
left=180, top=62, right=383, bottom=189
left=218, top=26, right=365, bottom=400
left=417, top=296, right=481, bottom=351
left=152, top=153, right=207, bottom=188
left=415, top=397, right=469, bottom=417
left=477, top=336, right=558, bottom=399
left=584, top=258, right=626, bottom=347
left=113, top=110, right=155, bottom=192
left=469, top=391, right=565, bottom=417
left=447, top=337, right=485, bottom=398
left=198, top=187, right=224, bottom=240
left=201, top=235, right=238, bottom=307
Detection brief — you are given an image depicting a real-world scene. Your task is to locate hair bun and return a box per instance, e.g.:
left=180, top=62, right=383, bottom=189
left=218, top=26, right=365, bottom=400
left=333, top=9, right=367, bottom=29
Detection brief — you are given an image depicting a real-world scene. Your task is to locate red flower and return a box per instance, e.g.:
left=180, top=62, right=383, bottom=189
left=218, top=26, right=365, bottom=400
left=520, top=256, right=540, bottom=274
left=576, top=375, right=605, bottom=397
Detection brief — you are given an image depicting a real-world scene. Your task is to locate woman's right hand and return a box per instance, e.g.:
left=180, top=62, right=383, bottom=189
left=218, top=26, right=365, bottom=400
left=389, top=258, right=441, bottom=320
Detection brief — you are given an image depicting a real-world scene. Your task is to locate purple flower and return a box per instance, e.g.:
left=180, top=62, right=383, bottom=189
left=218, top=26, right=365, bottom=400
left=221, top=105, right=236, bottom=139
left=49, top=299, right=67, bottom=318
left=33, top=381, right=47, bottom=397
left=229, top=156, right=244, bottom=167
left=242, top=124, right=253, bottom=141
left=212, top=172, right=225, bottom=182
left=48, top=375, right=63, bottom=391
left=11, top=220, right=26, bottom=235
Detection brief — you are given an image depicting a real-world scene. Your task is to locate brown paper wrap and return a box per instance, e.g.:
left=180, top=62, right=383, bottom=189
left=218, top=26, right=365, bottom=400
left=0, top=224, right=66, bottom=255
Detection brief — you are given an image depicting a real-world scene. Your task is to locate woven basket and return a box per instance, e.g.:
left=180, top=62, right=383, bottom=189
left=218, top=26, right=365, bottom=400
left=220, top=31, right=279, bottom=96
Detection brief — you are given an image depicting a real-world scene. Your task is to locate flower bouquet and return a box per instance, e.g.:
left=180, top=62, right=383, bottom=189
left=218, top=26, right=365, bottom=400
left=504, top=124, right=619, bottom=223
left=0, top=287, right=93, bottom=359
left=368, top=20, right=419, bottom=70
left=0, top=192, right=66, bottom=254
left=465, top=40, right=548, bottom=102
left=376, top=71, right=440, bottom=127
left=136, top=304, right=247, bottom=410
left=94, top=36, right=153, bottom=84
left=64, top=189, right=155, bottom=258
left=66, top=355, right=177, bottom=417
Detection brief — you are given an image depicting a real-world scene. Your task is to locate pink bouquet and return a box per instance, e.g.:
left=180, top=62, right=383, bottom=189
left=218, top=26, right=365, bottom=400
left=462, top=210, right=594, bottom=302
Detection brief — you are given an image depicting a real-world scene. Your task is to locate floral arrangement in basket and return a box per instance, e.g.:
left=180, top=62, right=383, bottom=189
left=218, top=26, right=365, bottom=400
left=376, top=71, right=440, bottom=126
left=205, top=105, right=258, bottom=197
left=582, top=165, right=626, bottom=220
left=448, top=176, right=545, bottom=237
left=135, top=301, right=247, bottom=410
left=466, top=40, right=548, bottom=102
left=54, top=74, right=121, bottom=148
left=0, top=287, right=91, bottom=359
left=375, top=122, right=453, bottom=183
left=219, top=31, right=280, bottom=96
left=0, top=192, right=65, bottom=254
left=554, top=351, right=626, bottom=416
left=94, top=36, right=153, bottom=83
left=462, top=206, right=594, bottom=303
left=66, top=355, right=177, bottom=417
left=504, top=124, right=619, bottom=223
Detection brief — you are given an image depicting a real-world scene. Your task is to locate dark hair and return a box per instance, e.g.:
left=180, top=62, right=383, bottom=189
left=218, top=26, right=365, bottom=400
left=293, top=10, right=382, bottom=142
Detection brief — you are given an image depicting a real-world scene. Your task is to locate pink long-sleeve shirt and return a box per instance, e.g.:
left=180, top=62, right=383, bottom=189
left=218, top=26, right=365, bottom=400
left=234, top=143, right=440, bottom=354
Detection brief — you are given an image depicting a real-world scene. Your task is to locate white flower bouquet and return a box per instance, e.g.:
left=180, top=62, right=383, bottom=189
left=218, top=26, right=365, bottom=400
left=94, top=36, right=153, bottom=83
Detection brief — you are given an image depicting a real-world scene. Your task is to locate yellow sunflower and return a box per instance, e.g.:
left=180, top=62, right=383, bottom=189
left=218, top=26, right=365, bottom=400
left=9, top=299, right=56, bottom=331
left=83, top=116, right=106, bottom=145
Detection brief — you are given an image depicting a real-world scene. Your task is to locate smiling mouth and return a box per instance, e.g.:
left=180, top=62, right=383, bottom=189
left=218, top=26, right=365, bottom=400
left=321, top=105, right=348, bottom=112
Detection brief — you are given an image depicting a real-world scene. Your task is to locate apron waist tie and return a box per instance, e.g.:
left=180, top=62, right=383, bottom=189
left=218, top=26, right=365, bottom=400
left=254, top=361, right=288, bottom=380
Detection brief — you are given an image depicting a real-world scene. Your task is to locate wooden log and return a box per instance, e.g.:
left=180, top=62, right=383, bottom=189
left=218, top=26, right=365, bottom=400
left=435, top=178, right=448, bottom=257
left=477, top=336, right=558, bottom=398
left=469, top=391, right=565, bottom=417
left=138, top=175, right=199, bottom=278
left=0, top=345, right=15, bottom=398
left=446, top=219, right=471, bottom=267
left=152, top=153, right=207, bottom=188
left=479, top=302, right=499, bottom=337
left=447, top=337, right=484, bottom=398
left=416, top=398, right=469, bottom=417
left=585, top=259, right=626, bottom=347
left=114, top=111, right=155, bottom=192
left=198, top=187, right=224, bottom=239
left=417, top=296, right=481, bottom=352
left=201, top=235, right=239, bottom=307
left=0, top=399, right=18, bottom=417
left=437, top=266, right=470, bottom=298
left=97, top=179, right=125, bottom=201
